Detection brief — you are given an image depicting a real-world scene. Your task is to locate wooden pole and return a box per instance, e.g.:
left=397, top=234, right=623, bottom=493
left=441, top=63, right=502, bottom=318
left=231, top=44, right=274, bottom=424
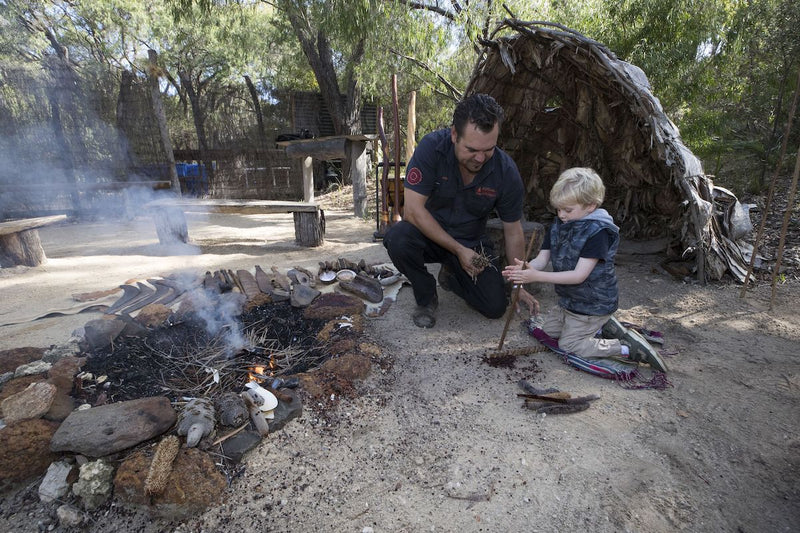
left=391, top=74, right=402, bottom=223
left=406, top=90, right=417, bottom=164
left=377, top=107, right=390, bottom=233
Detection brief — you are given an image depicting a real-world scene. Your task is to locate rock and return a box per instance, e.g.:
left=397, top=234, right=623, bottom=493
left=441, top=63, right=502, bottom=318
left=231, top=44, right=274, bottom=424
left=0, top=347, right=44, bottom=374
left=219, top=430, right=262, bottom=463
left=56, top=504, right=84, bottom=528
left=243, top=292, right=273, bottom=312
left=43, top=339, right=82, bottom=363
left=14, top=360, right=52, bottom=378
left=304, top=292, right=365, bottom=321
left=135, top=303, right=172, bottom=328
left=117, top=314, right=150, bottom=337
left=300, top=353, right=372, bottom=400
left=291, top=284, right=321, bottom=307
left=254, top=265, right=274, bottom=294
left=236, top=269, right=262, bottom=299
left=72, top=459, right=114, bottom=509
left=80, top=317, right=126, bottom=351
left=51, top=396, right=176, bottom=457
left=0, top=418, right=60, bottom=492
left=176, top=397, right=215, bottom=448
left=39, top=461, right=77, bottom=503
left=1, top=381, right=57, bottom=424
left=287, top=267, right=314, bottom=287
left=46, top=356, right=86, bottom=393
left=316, top=315, right=365, bottom=342
left=339, top=273, right=384, bottom=303
left=268, top=388, right=302, bottom=433
left=214, top=392, right=248, bottom=428
left=0, top=374, right=42, bottom=402
left=114, top=448, right=227, bottom=521
left=44, top=356, right=85, bottom=422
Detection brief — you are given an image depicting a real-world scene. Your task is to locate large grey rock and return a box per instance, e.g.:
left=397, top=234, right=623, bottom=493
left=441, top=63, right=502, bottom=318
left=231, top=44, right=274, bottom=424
left=51, top=396, right=176, bottom=457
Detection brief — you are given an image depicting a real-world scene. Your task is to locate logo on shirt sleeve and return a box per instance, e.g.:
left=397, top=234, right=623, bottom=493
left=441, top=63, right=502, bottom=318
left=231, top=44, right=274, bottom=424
left=406, top=167, right=422, bottom=185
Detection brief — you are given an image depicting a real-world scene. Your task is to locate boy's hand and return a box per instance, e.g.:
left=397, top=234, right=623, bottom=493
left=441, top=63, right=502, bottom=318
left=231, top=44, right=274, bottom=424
left=503, top=258, right=536, bottom=284
left=517, top=288, right=540, bottom=315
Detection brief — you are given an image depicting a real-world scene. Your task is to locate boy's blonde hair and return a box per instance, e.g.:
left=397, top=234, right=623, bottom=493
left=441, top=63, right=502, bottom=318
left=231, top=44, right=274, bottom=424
left=549, top=167, right=605, bottom=208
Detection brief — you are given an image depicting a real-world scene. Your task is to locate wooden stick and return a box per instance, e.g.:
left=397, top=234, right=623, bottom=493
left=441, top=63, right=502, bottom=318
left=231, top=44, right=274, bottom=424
left=770, top=148, right=800, bottom=310
left=496, top=227, right=540, bottom=352
left=212, top=421, right=249, bottom=446
left=740, top=67, right=800, bottom=298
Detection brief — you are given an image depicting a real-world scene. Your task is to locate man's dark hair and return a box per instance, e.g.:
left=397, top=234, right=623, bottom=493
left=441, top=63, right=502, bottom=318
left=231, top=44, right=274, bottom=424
left=452, top=93, right=504, bottom=138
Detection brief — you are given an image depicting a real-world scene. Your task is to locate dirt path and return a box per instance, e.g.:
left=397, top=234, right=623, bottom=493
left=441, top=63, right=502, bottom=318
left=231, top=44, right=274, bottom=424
left=1, top=210, right=798, bottom=532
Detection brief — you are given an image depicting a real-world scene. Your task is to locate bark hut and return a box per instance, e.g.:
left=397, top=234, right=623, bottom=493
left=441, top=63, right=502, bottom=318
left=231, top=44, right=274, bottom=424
left=466, top=19, right=749, bottom=281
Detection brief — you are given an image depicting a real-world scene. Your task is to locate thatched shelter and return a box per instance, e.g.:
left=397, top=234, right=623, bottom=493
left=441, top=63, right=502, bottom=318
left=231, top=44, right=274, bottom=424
left=466, top=19, right=749, bottom=281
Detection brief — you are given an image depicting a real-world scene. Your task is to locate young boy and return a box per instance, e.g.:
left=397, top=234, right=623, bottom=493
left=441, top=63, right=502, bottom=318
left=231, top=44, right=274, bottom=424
left=502, top=167, right=667, bottom=372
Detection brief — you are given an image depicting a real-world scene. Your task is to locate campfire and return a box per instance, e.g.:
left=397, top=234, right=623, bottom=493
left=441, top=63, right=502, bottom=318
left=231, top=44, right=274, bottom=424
left=0, top=258, right=398, bottom=522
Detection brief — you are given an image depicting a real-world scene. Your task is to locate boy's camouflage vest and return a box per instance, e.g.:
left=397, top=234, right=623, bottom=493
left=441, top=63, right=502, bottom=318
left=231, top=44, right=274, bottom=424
left=549, top=208, right=619, bottom=316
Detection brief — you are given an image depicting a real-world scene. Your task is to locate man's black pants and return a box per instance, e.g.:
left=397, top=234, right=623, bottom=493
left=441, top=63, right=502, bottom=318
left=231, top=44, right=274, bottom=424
left=383, top=221, right=508, bottom=319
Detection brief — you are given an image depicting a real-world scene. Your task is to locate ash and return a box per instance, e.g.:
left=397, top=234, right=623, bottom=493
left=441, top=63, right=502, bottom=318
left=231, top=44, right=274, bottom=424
left=78, top=302, right=329, bottom=405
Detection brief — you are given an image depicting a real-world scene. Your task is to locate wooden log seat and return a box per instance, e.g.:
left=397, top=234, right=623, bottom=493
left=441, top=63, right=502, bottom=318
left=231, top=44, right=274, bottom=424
left=0, top=215, right=68, bottom=267
left=145, top=199, right=325, bottom=247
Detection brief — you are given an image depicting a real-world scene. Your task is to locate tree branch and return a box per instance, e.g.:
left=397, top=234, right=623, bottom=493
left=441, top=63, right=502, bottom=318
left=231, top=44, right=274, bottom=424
left=390, top=48, right=462, bottom=101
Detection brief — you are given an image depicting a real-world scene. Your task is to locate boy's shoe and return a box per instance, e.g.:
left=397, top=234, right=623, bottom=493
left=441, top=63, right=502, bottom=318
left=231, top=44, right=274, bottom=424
left=438, top=264, right=453, bottom=292
left=413, top=294, right=438, bottom=328
left=601, top=315, right=627, bottom=340
left=621, top=328, right=668, bottom=372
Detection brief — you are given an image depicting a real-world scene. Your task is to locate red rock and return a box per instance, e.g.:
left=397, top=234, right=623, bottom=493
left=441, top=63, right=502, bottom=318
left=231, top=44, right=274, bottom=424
left=0, top=418, right=60, bottom=492
left=114, top=447, right=227, bottom=520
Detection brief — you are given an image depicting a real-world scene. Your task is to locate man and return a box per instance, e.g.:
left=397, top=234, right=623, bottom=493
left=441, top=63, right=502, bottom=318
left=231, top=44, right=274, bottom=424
left=384, top=93, right=536, bottom=328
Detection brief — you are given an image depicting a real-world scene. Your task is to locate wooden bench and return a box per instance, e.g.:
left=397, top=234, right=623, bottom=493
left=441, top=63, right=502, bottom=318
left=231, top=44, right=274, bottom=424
left=145, top=199, right=325, bottom=247
left=0, top=215, right=68, bottom=267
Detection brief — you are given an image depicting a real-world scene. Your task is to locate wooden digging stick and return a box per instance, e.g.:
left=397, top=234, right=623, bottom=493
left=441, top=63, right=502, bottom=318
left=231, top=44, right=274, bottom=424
left=495, top=226, right=540, bottom=352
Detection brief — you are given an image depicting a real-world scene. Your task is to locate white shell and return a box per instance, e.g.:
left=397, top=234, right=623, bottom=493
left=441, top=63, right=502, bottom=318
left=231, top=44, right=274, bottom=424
left=336, top=269, right=356, bottom=281
left=244, top=382, right=279, bottom=411
left=319, top=270, right=337, bottom=283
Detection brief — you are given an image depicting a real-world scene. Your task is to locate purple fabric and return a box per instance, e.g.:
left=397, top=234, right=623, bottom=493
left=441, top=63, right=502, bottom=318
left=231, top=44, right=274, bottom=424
left=527, top=321, right=671, bottom=390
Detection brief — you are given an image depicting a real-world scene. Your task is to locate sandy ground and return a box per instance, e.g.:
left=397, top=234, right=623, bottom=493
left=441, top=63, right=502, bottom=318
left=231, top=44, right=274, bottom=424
left=1, top=205, right=799, bottom=532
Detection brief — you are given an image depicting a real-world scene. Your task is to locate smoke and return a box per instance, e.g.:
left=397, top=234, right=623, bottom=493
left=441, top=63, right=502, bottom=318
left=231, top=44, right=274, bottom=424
left=187, top=286, right=247, bottom=357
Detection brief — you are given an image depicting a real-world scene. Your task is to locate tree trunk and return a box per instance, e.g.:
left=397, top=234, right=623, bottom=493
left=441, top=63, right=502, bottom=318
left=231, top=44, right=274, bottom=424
left=179, top=70, right=214, bottom=192
left=244, top=75, right=268, bottom=152
left=0, top=230, right=46, bottom=267
left=115, top=69, right=138, bottom=176
left=148, top=51, right=181, bottom=195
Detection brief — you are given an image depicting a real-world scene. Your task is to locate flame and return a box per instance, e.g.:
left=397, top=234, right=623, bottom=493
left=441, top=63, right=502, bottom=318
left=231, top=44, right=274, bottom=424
left=248, top=365, right=267, bottom=383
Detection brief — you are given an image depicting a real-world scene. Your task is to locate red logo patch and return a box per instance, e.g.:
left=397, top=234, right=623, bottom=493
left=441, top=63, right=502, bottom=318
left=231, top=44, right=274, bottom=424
left=406, top=167, right=422, bottom=185
left=475, top=187, right=497, bottom=198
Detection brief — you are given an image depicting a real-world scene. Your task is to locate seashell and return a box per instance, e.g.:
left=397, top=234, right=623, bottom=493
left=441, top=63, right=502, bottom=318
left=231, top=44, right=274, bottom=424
left=336, top=269, right=356, bottom=282
left=244, top=382, right=278, bottom=412
left=319, top=270, right=337, bottom=283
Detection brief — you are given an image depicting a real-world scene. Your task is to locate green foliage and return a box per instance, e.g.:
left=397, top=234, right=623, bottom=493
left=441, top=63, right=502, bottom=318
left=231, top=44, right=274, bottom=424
left=1, top=0, right=797, bottom=199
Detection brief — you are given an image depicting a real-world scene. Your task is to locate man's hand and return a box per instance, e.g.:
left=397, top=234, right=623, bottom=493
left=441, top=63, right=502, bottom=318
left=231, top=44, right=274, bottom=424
left=456, top=247, right=483, bottom=278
